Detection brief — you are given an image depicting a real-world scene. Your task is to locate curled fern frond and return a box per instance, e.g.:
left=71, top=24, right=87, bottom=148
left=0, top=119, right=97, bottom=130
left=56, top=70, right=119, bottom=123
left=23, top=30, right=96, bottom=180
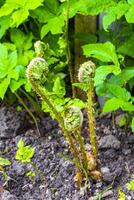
left=34, top=41, right=45, bottom=57
left=64, top=106, right=83, bottom=131
left=27, top=57, right=49, bottom=87
left=78, top=61, right=95, bottom=83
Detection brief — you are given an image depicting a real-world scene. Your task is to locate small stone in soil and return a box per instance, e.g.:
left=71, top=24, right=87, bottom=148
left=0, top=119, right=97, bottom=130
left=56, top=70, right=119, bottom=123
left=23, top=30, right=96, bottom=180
left=99, top=134, right=121, bottom=150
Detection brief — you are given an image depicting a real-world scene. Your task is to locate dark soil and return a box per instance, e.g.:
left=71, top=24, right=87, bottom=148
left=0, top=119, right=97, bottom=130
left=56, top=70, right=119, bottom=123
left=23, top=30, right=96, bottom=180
left=0, top=106, right=134, bottom=200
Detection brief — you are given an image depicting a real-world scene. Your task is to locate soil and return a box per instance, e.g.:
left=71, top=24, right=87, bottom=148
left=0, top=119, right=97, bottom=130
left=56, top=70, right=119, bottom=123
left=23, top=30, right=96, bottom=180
left=0, top=106, right=134, bottom=200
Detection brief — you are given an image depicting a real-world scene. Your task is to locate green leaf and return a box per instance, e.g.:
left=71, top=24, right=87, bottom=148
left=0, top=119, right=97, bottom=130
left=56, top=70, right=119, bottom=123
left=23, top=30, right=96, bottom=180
left=0, top=1, right=19, bottom=17
left=131, top=118, right=134, bottom=132
left=16, top=139, right=35, bottom=163
left=0, top=77, right=10, bottom=99
left=0, top=43, right=8, bottom=60
left=41, top=24, right=50, bottom=38
left=109, top=67, right=134, bottom=86
left=126, top=180, right=134, bottom=190
left=103, top=98, right=123, bottom=112
left=125, top=4, right=134, bottom=23
left=11, top=8, right=29, bottom=27
left=0, top=16, right=10, bottom=39
left=71, top=98, right=85, bottom=109
left=95, top=65, right=118, bottom=86
left=121, top=102, right=134, bottom=111
left=10, top=79, right=25, bottom=92
left=73, top=82, right=89, bottom=92
left=83, top=42, right=120, bottom=72
left=0, top=0, right=43, bottom=26
left=26, top=171, right=35, bottom=177
left=127, top=0, right=134, bottom=5
left=107, top=84, right=131, bottom=102
left=8, top=51, right=17, bottom=68
left=31, top=6, right=55, bottom=23
left=53, top=77, right=65, bottom=97
left=118, top=35, right=134, bottom=58
left=44, top=0, right=59, bottom=14
left=118, top=188, right=125, bottom=200
left=41, top=13, right=65, bottom=38
left=0, top=157, right=11, bottom=166
left=103, top=2, right=129, bottom=31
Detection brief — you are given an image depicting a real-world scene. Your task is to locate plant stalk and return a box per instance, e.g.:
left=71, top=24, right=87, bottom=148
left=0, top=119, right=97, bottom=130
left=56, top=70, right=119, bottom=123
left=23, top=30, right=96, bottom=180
left=14, top=92, right=40, bottom=136
left=87, top=83, right=98, bottom=157
left=74, top=129, right=89, bottom=177
left=32, top=85, right=82, bottom=169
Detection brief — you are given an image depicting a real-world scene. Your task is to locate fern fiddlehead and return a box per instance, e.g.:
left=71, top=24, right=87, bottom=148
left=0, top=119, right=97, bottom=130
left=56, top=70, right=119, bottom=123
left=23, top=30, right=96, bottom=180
left=78, top=61, right=98, bottom=157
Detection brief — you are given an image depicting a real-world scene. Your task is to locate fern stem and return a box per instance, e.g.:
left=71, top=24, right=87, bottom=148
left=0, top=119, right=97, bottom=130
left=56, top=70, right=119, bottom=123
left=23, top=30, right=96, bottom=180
left=74, top=129, right=89, bottom=177
left=14, top=92, right=40, bottom=136
left=31, top=84, right=82, bottom=168
left=65, top=0, right=76, bottom=97
left=87, top=83, right=98, bottom=157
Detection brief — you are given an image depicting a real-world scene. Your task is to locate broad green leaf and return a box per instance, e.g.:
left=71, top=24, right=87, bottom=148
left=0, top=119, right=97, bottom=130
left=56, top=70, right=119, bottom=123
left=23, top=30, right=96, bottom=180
left=127, top=0, right=134, bottom=5
left=107, top=84, right=131, bottom=102
left=103, top=2, right=129, bottom=31
left=118, top=35, right=134, bottom=58
left=0, top=0, right=43, bottom=26
left=44, top=0, right=59, bottom=14
left=11, top=8, right=29, bottom=27
left=8, top=51, right=17, bottom=68
left=121, top=102, right=134, bottom=111
left=10, top=79, right=25, bottom=92
left=8, top=69, right=19, bottom=80
left=83, top=42, right=120, bottom=71
left=0, top=1, right=19, bottom=17
left=0, top=77, right=10, bottom=99
left=31, top=6, right=55, bottom=23
left=0, top=16, right=10, bottom=39
left=0, top=157, right=11, bottom=166
left=41, top=24, right=51, bottom=38
left=95, top=65, right=117, bottom=86
left=125, top=5, right=134, bottom=23
left=109, top=67, right=134, bottom=86
left=41, top=15, right=64, bottom=38
left=11, top=29, right=25, bottom=48
left=103, top=98, right=123, bottom=112
left=0, top=43, right=8, bottom=60
left=25, top=0, right=43, bottom=10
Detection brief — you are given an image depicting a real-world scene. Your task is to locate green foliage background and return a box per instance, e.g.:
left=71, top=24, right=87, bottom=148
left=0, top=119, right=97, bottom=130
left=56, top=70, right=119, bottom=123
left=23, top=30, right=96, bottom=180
left=1, top=0, right=134, bottom=129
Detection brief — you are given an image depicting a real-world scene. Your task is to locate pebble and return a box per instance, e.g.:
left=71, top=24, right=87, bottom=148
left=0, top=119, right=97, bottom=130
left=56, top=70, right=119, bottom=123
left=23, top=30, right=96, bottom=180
left=99, top=135, right=121, bottom=150
left=101, top=167, right=113, bottom=183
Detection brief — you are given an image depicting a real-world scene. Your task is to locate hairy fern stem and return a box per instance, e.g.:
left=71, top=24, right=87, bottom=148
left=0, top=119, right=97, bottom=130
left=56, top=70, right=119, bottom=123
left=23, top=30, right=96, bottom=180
left=87, top=83, right=98, bottom=157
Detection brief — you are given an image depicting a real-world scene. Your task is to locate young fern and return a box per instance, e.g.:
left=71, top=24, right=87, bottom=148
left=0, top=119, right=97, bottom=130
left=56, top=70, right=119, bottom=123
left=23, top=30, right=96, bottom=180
left=27, top=57, right=82, bottom=171
left=78, top=61, right=98, bottom=157
left=27, top=55, right=101, bottom=186
left=64, top=106, right=88, bottom=177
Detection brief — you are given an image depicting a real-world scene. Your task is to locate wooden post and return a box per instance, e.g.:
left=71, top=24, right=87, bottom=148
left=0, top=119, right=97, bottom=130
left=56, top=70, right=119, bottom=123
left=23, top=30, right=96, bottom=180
left=74, top=15, right=97, bottom=99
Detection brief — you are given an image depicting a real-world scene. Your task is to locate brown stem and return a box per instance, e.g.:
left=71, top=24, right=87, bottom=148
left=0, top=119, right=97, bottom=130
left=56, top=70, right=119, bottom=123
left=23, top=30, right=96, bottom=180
left=87, top=83, right=98, bottom=157
left=74, top=129, right=88, bottom=175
